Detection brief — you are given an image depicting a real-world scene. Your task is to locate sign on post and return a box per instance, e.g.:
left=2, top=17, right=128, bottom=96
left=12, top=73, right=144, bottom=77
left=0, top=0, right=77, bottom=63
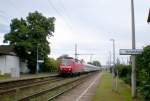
left=119, top=49, right=143, bottom=55
left=38, top=60, right=44, bottom=63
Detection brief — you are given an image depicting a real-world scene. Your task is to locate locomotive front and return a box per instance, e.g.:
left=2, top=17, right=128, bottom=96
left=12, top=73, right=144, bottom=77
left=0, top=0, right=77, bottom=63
left=59, top=58, right=74, bottom=75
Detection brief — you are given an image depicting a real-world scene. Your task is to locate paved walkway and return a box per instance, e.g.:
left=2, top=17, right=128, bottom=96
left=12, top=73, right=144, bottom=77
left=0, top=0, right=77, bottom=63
left=55, top=72, right=102, bottom=101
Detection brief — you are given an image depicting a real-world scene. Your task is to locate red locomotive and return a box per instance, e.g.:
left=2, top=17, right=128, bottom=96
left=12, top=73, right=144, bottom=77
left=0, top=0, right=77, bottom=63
left=58, top=57, right=100, bottom=76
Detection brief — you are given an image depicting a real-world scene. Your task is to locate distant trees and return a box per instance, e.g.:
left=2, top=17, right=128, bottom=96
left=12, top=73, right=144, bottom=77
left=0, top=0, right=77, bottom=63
left=4, top=11, right=55, bottom=73
left=88, top=60, right=101, bottom=67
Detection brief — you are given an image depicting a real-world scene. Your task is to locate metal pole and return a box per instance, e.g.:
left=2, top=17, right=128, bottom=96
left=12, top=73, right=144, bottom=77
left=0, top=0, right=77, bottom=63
left=110, top=39, right=115, bottom=90
left=131, top=0, right=136, bottom=98
left=75, top=44, right=77, bottom=59
left=109, top=51, right=111, bottom=68
left=36, top=44, right=39, bottom=73
left=113, top=39, right=115, bottom=71
left=90, top=54, right=93, bottom=63
left=113, top=39, right=117, bottom=91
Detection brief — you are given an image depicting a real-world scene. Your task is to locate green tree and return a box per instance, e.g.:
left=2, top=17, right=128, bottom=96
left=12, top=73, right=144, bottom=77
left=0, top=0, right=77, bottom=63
left=136, top=45, right=150, bottom=100
left=92, top=60, right=101, bottom=67
left=87, top=60, right=101, bottom=67
left=87, top=62, right=92, bottom=65
left=116, top=64, right=131, bottom=84
left=4, top=11, right=55, bottom=73
left=40, top=58, right=59, bottom=72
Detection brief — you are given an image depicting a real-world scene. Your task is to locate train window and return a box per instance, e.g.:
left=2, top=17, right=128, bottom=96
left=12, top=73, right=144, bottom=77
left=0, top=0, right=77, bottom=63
left=61, top=59, right=72, bottom=65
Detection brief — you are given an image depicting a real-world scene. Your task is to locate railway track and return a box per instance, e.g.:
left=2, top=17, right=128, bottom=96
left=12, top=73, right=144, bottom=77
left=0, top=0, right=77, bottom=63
left=0, top=74, right=59, bottom=92
left=0, top=72, right=98, bottom=101
left=0, top=75, right=58, bottom=92
left=0, top=74, right=64, bottom=100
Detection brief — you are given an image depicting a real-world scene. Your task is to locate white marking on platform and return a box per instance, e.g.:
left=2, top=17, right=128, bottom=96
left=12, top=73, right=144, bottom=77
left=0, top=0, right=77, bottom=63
left=75, top=73, right=100, bottom=101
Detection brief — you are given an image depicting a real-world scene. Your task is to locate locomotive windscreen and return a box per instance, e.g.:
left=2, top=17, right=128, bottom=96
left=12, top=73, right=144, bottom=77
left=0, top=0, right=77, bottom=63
left=61, top=59, right=72, bottom=65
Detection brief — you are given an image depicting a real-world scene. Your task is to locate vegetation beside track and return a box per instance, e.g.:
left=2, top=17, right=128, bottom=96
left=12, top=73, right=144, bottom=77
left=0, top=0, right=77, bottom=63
left=0, top=74, right=10, bottom=80
left=115, top=45, right=150, bottom=100
left=92, top=72, right=142, bottom=101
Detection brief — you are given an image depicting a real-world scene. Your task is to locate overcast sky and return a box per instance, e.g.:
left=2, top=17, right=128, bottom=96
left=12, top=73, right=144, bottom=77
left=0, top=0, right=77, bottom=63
left=0, top=0, right=150, bottom=65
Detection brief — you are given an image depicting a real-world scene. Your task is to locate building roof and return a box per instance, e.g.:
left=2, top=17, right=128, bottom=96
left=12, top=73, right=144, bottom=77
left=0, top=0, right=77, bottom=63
left=0, top=45, right=16, bottom=55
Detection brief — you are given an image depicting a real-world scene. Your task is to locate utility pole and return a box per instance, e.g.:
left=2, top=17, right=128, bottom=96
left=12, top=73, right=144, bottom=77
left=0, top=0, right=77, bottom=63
left=74, top=44, right=95, bottom=62
left=131, top=0, right=136, bottom=98
left=110, top=39, right=116, bottom=90
left=36, top=44, right=39, bottom=74
left=108, top=51, right=111, bottom=72
left=109, top=51, right=111, bottom=69
left=112, top=40, right=115, bottom=71
left=147, top=9, right=150, bottom=23
left=90, top=54, right=93, bottom=62
left=75, top=44, right=77, bottom=59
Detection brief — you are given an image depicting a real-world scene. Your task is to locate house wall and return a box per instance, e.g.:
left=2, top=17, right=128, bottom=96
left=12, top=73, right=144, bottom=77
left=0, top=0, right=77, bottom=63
left=6, top=55, right=20, bottom=77
left=0, top=55, right=6, bottom=75
left=0, top=55, right=20, bottom=75
left=7, top=55, right=20, bottom=71
left=20, top=61, right=29, bottom=73
left=0, top=55, right=29, bottom=75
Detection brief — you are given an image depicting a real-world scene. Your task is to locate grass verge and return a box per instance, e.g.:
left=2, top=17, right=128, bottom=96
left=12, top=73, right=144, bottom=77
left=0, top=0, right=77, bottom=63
left=92, top=72, right=142, bottom=101
left=0, top=75, right=10, bottom=80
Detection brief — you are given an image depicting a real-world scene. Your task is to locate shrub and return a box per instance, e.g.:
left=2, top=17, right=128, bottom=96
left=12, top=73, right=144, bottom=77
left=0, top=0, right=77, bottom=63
left=116, top=64, right=131, bottom=85
left=40, top=58, right=59, bottom=73
left=136, top=45, right=150, bottom=100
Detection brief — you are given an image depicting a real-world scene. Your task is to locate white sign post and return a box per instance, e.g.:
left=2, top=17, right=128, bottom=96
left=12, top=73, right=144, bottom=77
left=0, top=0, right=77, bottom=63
left=38, top=60, right=44, bottom=63
left=119, top=49, right=143, bottom=55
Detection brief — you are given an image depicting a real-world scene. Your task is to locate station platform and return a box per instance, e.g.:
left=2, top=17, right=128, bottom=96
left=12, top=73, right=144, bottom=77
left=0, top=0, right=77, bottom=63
left=92, top=72, right=142, bottom=101
left=0, top=73, right=58, bottom=83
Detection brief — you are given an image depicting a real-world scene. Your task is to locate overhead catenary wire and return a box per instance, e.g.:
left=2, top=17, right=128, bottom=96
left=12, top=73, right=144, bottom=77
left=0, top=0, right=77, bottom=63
left=47, top=0, right=73, bottom=33
left=57, top=0, right=73, bottom=29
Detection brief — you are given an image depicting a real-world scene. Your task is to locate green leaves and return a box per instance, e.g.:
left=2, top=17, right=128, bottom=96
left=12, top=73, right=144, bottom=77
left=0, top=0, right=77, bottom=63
left=92, top=61, right=101, bottom=67
left=41, top=58, right=59, bottom=72
left=4, top=11, right=55, bottom=73
left=116, top=64, right=131, bottom=84
left=87, top=60, right=101, bottom=67
left=136, top=45, right=150, bottom=100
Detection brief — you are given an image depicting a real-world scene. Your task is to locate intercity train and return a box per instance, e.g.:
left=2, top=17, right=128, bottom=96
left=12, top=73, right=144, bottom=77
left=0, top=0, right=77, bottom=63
left=58, top=57, right=100, bottom=76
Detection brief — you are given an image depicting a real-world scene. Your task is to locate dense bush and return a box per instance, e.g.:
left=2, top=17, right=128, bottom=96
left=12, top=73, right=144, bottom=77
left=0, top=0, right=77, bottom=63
left=40, top=58, right=59, bottom=72
left=116, top=64, right=131, bottom=84
left=118, top=45, right=150, bottom=100
left=136, top=45, right=150, bottom=100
